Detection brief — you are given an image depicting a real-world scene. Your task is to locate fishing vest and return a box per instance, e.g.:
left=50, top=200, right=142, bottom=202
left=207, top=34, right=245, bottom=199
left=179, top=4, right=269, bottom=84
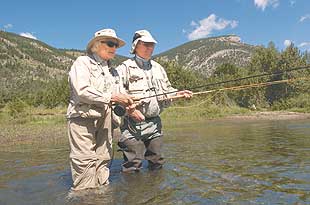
left=116, top=58, right=177, bottom=118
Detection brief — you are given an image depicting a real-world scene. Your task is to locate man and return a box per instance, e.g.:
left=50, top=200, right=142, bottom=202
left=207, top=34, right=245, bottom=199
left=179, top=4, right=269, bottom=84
left=116, top=30, right=192, bottom=172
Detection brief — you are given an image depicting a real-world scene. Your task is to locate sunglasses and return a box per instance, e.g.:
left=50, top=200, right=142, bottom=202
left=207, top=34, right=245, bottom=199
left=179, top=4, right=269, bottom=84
left=101, top=41, right=119, bottom=48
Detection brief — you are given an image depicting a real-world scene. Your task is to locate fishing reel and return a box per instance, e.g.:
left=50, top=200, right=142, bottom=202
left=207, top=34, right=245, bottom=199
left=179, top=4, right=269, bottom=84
left=113, top=104, right=126, bottom=116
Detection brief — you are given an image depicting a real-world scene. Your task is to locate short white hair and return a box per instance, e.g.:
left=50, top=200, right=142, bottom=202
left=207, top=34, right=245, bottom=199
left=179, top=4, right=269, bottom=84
left=88, top=40, right=101, bottom=55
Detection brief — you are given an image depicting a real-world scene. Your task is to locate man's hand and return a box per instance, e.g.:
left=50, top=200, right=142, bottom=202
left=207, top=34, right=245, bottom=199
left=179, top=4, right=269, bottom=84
left=127, top=108, right=145, bottom=122
left=176, top=90, right=193, bottom=99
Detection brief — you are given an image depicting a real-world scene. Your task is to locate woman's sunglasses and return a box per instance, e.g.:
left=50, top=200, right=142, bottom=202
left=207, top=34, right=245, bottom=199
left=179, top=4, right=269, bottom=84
left=101, top=41, right=119, bottom=48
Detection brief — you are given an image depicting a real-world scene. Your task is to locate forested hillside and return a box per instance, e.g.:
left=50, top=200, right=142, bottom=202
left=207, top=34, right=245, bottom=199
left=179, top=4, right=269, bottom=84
left=0, top=30, right=309, bottom=113
left=160, top=42, right=310, bottom=111
left=0, top=31, right=126, bottom=108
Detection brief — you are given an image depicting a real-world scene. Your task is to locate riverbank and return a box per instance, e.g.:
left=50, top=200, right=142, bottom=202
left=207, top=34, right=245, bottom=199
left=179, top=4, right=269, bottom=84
left=221, top=111, right=310, bottom=121
left=0, top=106, right=309, bottom=147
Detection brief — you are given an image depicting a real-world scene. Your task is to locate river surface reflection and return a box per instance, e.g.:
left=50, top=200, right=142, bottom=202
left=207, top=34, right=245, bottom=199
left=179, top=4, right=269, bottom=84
left=0, top=119, right=309, bottom=204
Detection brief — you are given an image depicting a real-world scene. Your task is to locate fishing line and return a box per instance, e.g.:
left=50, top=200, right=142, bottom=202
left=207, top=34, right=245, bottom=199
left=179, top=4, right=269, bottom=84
left=168, top=77, right=308, bottom=109
left=171, top=91, right=219, bottom=109
left=168, top=77, right=308, bottom=102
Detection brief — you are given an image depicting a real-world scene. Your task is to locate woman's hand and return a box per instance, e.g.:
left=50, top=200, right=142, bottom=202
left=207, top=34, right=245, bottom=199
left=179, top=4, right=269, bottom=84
left=176, top=90, right=193, bottom=99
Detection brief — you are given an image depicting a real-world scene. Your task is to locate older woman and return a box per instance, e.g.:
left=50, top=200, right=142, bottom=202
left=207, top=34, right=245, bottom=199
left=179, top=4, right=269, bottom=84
left=66, top=28, right=134, bottom=191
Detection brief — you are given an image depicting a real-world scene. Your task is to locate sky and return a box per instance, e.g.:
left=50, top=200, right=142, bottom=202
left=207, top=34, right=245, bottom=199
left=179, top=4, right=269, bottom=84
left=1, top=0, right=309, bottom=57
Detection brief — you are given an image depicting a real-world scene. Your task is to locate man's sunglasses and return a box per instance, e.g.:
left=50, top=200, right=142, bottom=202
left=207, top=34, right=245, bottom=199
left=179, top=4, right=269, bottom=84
left=101, top=41, right=119, bottom=48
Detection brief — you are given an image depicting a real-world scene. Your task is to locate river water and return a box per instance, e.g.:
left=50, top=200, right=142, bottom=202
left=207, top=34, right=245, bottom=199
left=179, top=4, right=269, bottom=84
left=0, top=119, right=309, bottom=204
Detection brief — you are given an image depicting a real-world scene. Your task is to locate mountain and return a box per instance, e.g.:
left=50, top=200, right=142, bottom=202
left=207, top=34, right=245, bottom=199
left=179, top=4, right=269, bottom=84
left=0, top=31, right=73, bottom=80
left=155, top=35, right=256, bottom=77
left=0, top=31, right=127, bottom=103
left=0, top=31, right=256, bottom=104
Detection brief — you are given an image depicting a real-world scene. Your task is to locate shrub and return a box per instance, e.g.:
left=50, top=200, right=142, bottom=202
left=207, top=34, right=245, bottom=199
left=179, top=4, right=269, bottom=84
left=5, top=98, right=30, bottom=118
left=272, top=93, right=310, bottom=112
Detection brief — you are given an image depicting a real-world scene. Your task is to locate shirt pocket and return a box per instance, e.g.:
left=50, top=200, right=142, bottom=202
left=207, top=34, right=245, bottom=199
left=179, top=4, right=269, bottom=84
left=90, top=66, right=109, bottom=93
left=128, top=69, right=145, bottom=94
left=154, top=78, right=172, bottom=94
left=154, top=78, right=177, bottom=101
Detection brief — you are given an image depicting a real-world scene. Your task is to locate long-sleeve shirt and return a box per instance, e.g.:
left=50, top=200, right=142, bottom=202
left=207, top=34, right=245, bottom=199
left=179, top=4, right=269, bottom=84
left=66, top=54, right=121, bottom=118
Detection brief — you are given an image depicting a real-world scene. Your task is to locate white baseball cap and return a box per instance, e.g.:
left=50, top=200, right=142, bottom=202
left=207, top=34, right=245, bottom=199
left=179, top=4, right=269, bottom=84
left=130, top=30, right=157, bottom=54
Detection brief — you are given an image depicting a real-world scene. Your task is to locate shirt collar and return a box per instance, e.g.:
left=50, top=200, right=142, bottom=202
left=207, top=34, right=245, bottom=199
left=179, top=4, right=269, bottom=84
left=135, top=55, right=151, bottom=70
left=90, top=53, right=107, bottom=66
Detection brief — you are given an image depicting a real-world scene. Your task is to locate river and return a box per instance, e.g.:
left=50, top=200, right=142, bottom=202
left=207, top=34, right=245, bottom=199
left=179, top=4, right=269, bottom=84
left=0, top=119, right=309, bottom=204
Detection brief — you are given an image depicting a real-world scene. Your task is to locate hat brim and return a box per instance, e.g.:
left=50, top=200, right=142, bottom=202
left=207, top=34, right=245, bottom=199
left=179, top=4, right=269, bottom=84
left=86, top=36, right=125, bottom=52
left=138, top=36, right=157, bottom=43
left=130, top=36, right=157, bottom=54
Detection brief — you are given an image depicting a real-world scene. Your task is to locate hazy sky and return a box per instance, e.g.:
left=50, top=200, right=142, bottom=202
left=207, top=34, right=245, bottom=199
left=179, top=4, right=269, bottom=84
left=1, top=0, right=309, bottom=56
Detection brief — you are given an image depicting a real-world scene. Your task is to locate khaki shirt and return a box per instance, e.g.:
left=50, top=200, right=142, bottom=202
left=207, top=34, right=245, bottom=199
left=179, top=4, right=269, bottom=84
left=66, top=55, right=123, bottom=118
left=116, top=58, right=177, bottom=118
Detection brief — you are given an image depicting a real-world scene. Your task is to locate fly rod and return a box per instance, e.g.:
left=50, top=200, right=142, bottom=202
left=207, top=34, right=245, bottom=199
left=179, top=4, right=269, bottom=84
left=136, top=65, right=310, bottom=101
left=167, top=77, right=306, bottom=100
left=113, top=76, right=308, bottom=116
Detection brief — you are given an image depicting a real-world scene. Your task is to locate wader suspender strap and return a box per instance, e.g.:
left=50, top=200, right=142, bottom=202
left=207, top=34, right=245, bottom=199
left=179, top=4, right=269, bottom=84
left=120, top=62, right=141, bottom=138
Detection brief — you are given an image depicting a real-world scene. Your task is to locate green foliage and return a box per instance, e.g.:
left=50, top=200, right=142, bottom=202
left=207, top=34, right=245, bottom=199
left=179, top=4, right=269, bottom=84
left=211, top=63, right=266, bottom=108
left=0, top=76, right=69, bottom=109
left=5, top=98, right=30, bottom=118
left=213, top=63, right=243, bottom=77
left=162, top=98, right=250, bottom=121
left=205, top=42, right=310, bottom=110
left=249, top=42, right=279, bottom=73
left=271, top=93, right=310, bottom=112
left=265, top=43, right=307, bottom=103
left=243, top=43, right=279, bottom=106
left=157, top=60, right=206, bottom=90
left=40, top=77, right=70, bottom=108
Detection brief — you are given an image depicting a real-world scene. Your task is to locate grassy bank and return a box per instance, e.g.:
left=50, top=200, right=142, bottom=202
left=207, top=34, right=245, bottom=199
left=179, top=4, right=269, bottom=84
left=162, top=101, right=250, bottom=121
left=0, top=107, right=68, bottom=151
left=0, top=100, right=309, bottom=148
